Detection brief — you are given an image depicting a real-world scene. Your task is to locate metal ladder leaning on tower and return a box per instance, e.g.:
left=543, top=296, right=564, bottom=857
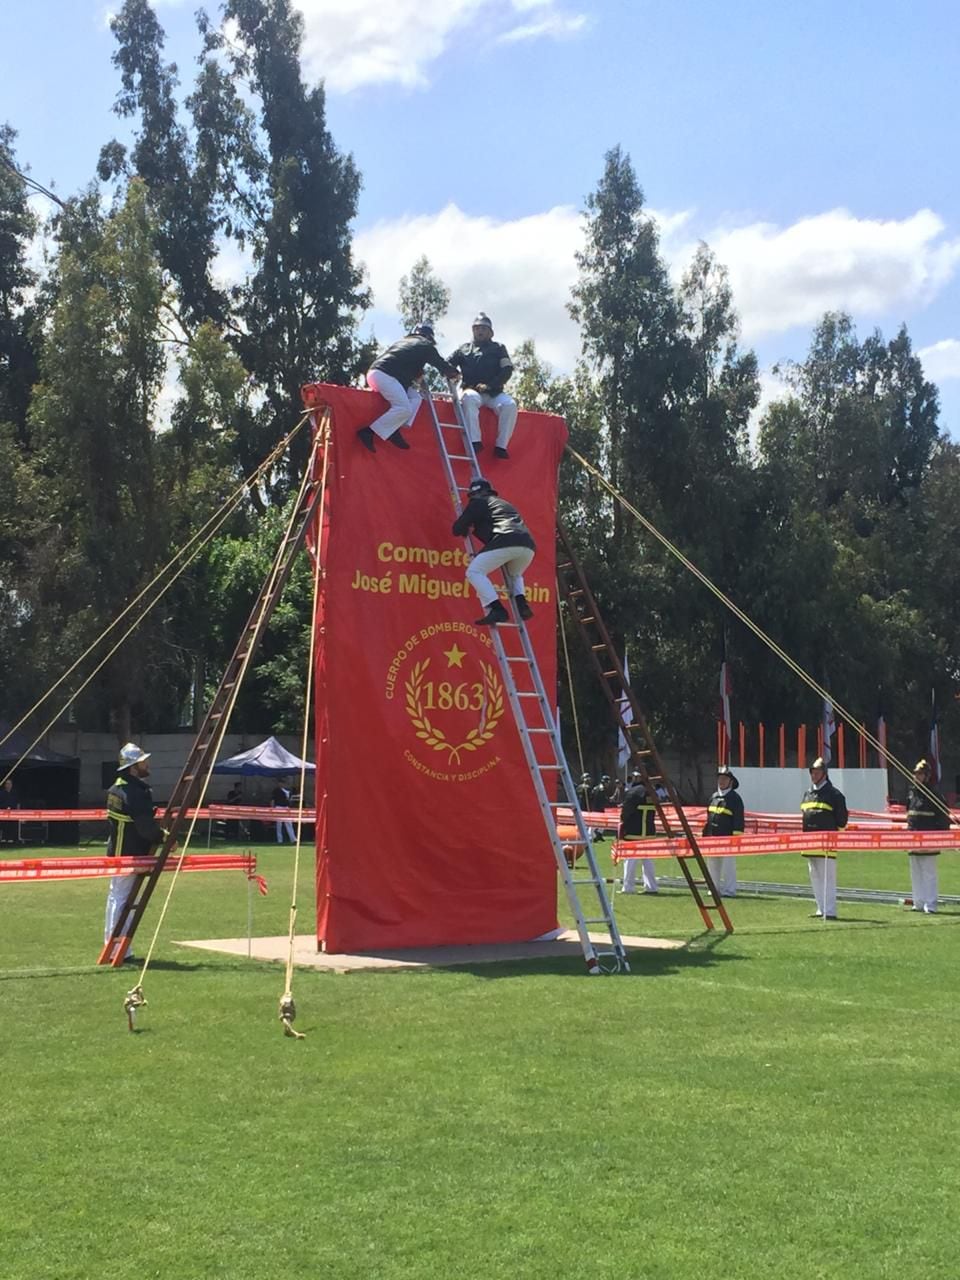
left=422, top=382, right=629, bottom=974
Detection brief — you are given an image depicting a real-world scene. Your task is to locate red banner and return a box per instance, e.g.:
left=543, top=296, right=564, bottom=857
left=309, top=384, right=565, bottom=950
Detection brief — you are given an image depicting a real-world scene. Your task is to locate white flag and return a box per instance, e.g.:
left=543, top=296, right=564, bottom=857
left=822, top=695, right=836, bottom=765
left=617, top=651, right=633, bottom=771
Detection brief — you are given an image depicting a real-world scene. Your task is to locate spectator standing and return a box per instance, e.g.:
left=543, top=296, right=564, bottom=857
left=272, top=781, right=297, bottom=844
left=1, top=775, right=21, bottom=845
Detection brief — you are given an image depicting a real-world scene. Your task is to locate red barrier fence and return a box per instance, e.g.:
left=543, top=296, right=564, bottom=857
left=0, top=853, right=259, bottom=884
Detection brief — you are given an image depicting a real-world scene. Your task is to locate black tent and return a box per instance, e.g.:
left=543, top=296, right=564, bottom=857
left=0, top=724, right=81, bottom=845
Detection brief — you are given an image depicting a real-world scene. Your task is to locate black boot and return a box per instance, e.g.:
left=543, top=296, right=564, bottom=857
left=514, top=595, right=533, bottom=621
left=357, top=427, right=377, bottom=452
left=494, top=445, right=509, bottom=459
left=387, top=430, right=411, bottom=449
left=475, top=601, right=510, bottom=626
left=472, top=441, right=483, bottom=454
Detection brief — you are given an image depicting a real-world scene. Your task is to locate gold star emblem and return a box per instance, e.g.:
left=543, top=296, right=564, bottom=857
left=443, top=643, right=467, bottom=669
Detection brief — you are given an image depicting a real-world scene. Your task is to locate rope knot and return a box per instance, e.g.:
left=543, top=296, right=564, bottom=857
left=279, top=991, right=305, bottom=1040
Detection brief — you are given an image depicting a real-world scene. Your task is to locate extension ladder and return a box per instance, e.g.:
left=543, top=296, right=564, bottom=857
left=423, top=385, right=628, bottom=973
left=98, top=428, right=328, bottom=965
left=556, top=520, right=733, bottom=933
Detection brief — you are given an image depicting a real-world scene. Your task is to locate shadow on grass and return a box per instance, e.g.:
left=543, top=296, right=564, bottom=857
left=435, top=934, right=745, bottom=981
left=0, top=954, right=265, bottom=982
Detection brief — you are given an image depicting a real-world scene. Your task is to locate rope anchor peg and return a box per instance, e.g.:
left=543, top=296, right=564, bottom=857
left=124, top=984, right=147, bottom=1033
left=279, top=991, right=305, bottom=1040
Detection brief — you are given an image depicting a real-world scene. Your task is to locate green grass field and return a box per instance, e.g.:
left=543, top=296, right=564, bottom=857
left=3, top=841, right=960, bottom=1280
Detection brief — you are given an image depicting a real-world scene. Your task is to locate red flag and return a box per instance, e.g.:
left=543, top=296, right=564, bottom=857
left=311, top=384, right=564, bottom=951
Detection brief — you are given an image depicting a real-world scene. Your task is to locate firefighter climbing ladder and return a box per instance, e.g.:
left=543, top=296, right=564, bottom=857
left=555, top=521, right=733, bottom=933
left=423, top=385, right=628, bottom=973
left=98, top=433, right=328, bottom=966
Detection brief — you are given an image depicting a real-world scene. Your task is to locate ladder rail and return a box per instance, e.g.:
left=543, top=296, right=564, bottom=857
left=556, top=520, right=733, bottom=933
left=98, top=423, right=330, bottom=965
left=423, top=386, right=627, bottom=972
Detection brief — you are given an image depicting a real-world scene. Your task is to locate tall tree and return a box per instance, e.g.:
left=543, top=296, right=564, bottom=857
left=0, top=125, right=40, bottom=443
left=397, top=255, right=450, bottom=335
left=20, top=182, right=172, bottom=740
left=569, top=145, right=680, bottom=546
left=211, top=0, right=372, bottom=474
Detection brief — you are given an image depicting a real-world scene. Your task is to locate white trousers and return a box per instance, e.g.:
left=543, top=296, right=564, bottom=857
left=807, top=857, right=837, bottom=916
left=105, top=874, right=136, bottom=943
left=460, top=388, right=518, bottom=447
left=908, top=854, right=939, bottom=912
left=706, top=855, right=738, bottom=896
left=366, top=369, right=422, bottom=439
left=622, top=857, right=659, bottom=893
left=466, top=546, right=534, bottom=608
left=275, top=817, right=296, bottom=844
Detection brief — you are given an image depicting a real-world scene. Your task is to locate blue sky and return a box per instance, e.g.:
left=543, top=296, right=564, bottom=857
left=3, top=0, right=959, bottom=429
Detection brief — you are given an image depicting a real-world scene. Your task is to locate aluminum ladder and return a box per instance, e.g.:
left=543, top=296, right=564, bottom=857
left=422, top=385, right=628, bottom=973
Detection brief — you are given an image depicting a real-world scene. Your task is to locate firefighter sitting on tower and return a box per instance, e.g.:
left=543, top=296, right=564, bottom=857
left=447, top=313, right=518, bottom=458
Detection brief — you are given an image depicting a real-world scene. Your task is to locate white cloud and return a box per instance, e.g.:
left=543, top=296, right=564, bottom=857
left=355, top=202, right=586, bottom=367
left=354, top=202, right=960, bottom=374
left=918, top=339, right=960, bottom=382
left=293, top=0, right=588, bottom=92
left=498, top=12, right=590, bottom=42
left=683, top=209, right=960, bottom=341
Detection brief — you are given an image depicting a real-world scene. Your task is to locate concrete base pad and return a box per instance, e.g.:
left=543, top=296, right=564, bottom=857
left=176, top=930, right=684, bottom=973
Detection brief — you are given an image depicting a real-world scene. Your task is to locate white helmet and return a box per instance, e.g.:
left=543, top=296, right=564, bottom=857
left=118, top=742, right=151, bottom=769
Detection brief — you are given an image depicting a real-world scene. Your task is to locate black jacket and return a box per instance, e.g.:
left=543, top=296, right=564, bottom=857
left=702, top=786, right=745, bottom=837
left=452, top=494, right=535, bottom=552
left=106, top=772, right=165, bottom=857
left=619, top=784, right=656, bottom=838
left=370, top=335, right=458, bottom=388
left=447, top=339, right=514, bottom=396
left=906, top=784, right=950, bottom=831
left=800, top=780, right=848, bottom=832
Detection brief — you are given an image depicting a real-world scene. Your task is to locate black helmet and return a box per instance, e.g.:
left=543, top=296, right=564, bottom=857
left=413, top=322, right=435, bottom=342
left=468, top=477, right=494, bottom=496
left=472, top=312, right=493, bottom=332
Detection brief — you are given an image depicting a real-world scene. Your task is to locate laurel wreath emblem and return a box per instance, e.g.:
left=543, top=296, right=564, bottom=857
left=404, top=658, right=504, bottom=765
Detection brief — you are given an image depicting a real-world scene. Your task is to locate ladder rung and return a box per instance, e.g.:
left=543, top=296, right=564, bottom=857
left=448, top=453, right=475, bottom=461
left=579, top=615, right=595, bottom=624
left=537, top=764, right=564, bottom=772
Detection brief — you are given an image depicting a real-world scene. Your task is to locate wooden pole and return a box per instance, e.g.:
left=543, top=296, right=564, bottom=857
left=779, top=723, right=786, bottom=768
left=759, top=723, right=766, bottom=768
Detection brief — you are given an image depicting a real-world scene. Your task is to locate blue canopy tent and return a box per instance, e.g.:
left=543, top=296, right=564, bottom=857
left=210, top=737, right=314, bottom=844
left=212, top=736, right=314, bottom=777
